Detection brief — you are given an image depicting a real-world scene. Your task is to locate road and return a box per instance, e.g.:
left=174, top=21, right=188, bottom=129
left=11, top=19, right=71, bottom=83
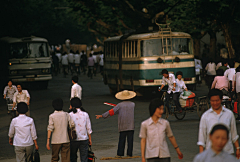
left=0, top=73, right=239, bottom=162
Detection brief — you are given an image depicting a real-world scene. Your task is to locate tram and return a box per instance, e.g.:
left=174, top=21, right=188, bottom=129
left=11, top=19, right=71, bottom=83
left=103, top=28, right=195, bottom=95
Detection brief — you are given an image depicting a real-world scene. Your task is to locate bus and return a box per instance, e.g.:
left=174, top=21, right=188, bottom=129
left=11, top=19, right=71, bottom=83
left=0, top=36, right=52, bottom=88
left=103, top=28, right=195, bottom=95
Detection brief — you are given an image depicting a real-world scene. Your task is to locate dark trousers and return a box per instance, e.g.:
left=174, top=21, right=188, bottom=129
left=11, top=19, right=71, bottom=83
left=74, top=64, right=81, bottom=75
left=88, top=66, right=94, bottom=78
left=70, top=140, right=88, bottom=162
left=52, top=143, right=70, bottom=162
left=94, top=63, right=98, bottom=76
left=147, top=157, right=170, bottom=162
left=165, top=92, right=182, bottom=111
left=62, top=65, right=68, bottom=77
left=117, top=130, right=134, bottom=156
left=206, top=75, right=215, bottom=89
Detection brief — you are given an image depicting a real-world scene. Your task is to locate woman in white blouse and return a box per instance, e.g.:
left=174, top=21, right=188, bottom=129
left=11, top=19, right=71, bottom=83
left=175, top=71, right=188, bottom=93
left=69, top=97, right=92, bottom=162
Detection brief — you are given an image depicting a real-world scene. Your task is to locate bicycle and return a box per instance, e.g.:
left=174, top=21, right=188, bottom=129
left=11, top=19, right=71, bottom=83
left=161, top=90, right=209, bottom=120
left=6, top=97, right=17, bottom=118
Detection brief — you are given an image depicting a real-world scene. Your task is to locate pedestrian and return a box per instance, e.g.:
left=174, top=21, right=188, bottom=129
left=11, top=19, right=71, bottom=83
left=68, top=50, right=75, bottom=75
left=8, top=102, right=39, bottom=162
left=158, top=69, right=182, bottom=112
left=3, top=80, right=17, bottom=114
left=62, top=52, right=69, bottom=77
left=71, top=76, right=82, bottom=100
left=194, top=124, right=239, bottom=162
left=232, top=66, right=240, bottom=120
left=87, top=54, right=95, bottom=79
left=74, top=50, right=81, bottom=75
left=205, top=59, right=216, bottom=89
left=99, top=52, right=104, bottom=76
left=80, top=51, right=87, bottom=75
left=139, top=98, right=183, bottom=162
left=56, top=51, right=62, bottom=74
left=46, top=98, right=75, bottom=162
left=69, top=97, right=92, bottom=162
left=52, top=52, right=59, bottom=76
left=218, top=59, right=229, bottom=73
left=95, top=90, right=136, bottom=158
left=12, top=84, right=30, bottom=116
left=197, top=89, right=240, bottom=158
left=92, top=52, right=98, bottom=76
left=224, top=60, right=236, bottom=99
left=194, top=56, right=202, bottom=84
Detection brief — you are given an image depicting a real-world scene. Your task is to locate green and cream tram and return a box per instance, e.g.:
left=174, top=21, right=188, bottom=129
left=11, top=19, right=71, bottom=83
left=103, top=30, right=195, bottom=95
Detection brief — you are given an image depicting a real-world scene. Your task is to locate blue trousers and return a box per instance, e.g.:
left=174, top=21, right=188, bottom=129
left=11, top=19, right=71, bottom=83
left=117, top=130, right=134, bottom=156
left=70, top=140, right=88, bottom=162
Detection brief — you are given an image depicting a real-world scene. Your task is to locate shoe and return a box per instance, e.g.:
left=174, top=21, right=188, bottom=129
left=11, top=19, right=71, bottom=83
left=236, top=116, right=240, bottom=120
left=115, top=155, right=122, bottom=158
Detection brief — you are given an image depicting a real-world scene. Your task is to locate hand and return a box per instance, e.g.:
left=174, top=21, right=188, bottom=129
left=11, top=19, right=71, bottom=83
left=173, top=88, right=176, bottom=91
left=9, top=138, right=13, bottom=145
left=158, top=87, right=161, bottom=92
left=236, top=149, right=240, bottom=159
left=89, top=139, right=92, bottom=145
left=27, top=102, right=30, bottom=106
left=35, top=144, right=39, bottom=150
left=176, top=148, right=183, bottom=159
left=95, top=115, right=102, bottom=119
left=3, top=96, right=6, bottom=99
left=46, top=142, right=51, bottom=150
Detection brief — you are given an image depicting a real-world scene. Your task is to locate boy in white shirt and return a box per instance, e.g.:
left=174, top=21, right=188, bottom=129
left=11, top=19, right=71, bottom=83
left=71, top=76, right=82, bottom=100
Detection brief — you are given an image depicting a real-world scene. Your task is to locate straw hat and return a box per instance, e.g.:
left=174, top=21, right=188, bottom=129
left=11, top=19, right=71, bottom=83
left=115, top=90, right=136, bottom=100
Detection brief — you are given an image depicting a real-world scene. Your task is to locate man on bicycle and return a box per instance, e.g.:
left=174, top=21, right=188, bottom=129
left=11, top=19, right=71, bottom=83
left=3, top=80, right=17, bottom=114
left=158, top=69, right=182, bottom=112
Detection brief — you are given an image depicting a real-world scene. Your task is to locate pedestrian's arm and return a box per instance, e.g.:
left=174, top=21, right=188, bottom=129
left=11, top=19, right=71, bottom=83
left=3, top=87, right=7, bottom=99
left=230, top=114, right=240, bottom=158
left=46, top=130, right=52, bottom=150
left=197, top=117, right=207, bottom=153
left=8, top=120, right=15, bottom=145
left=101, top=104, right=121, bottom=119
left=33, top=140, right=39, bottom=150
left=12, top=93, right=17, bottom=108
left=211, top=78, right=217, bottom=89
left=70, top=87, right=74, bottom=99
left=234, top=140, right=240, bottom=159
left=88, top=134, right=92, bottom=145
left=30, top=120, right=38, bottom=142
left=168, top=136, right=183, bottom=158
left=141, top=138, right=146, bottom=162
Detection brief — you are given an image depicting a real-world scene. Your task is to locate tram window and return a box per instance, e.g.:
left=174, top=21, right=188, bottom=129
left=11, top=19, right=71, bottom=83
left=141, top=39, right=162, bottom=57
left=172, top=38, right=191, bottom=55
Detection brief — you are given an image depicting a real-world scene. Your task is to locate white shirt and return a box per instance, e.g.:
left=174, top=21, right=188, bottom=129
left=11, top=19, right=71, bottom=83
left=176, top=79, right=187, bottom=93
left=74, top=54, right=80, bottom=64
left=216, top=62, right=222, bottom=70
left=234, top=72, right=240, bottom=93
left=71, top=83, right=82, bottom=100
left=205, top=62, right=216, bottom=75
left=13, top=90, right=30, bottom=104
left=162, top=73, right=176, bottom=94
left=197, top=107, right=239, bottom=154
left=3, top=85, right=17, bottom=100
left=99, top=54, right=104, bottom=66
left=56, top=53, right=62, bottom=62
left=62, top=55, right=68, bottom=65
left=8, top=114, right=37, bottom=146
left=69, top=109, right=92, bottom=141
left=224, top=68, right=236, bottom=81
left=92, top=55, right=97, bottom=63
left=68, top=53, right=74, bottom=63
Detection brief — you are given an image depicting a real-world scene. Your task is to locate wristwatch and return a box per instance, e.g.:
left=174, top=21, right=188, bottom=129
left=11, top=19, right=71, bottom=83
left=236, top=147, right=240, bottom=150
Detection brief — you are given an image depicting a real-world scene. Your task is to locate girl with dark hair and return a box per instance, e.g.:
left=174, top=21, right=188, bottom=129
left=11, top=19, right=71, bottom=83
left=69, top=97, right=92, bottom=162
left=139, top=98, right=183, bottom=162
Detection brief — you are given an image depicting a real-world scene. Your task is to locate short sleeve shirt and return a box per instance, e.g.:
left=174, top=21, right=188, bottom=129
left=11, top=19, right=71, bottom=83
left=139, top=117, right=173, bottom=159
left=162, top=73, right=176, bottom=94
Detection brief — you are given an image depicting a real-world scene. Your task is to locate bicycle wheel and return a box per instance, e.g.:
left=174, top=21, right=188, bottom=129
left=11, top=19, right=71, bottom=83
left=162, top=105, right=169, bottom=119
left=197, top=98, right=209, bottom=119
left=174, top=107, right=186, bottom=120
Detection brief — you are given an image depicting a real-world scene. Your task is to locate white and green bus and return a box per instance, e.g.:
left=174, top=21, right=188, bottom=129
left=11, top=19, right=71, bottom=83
left=0, top=36, right=52, bottom=88
left=103, top=29, right=195, bottom=95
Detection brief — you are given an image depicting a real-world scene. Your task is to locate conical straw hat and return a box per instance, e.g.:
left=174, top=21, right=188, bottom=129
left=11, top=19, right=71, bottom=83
left=115, top=90, right=136, bottom=100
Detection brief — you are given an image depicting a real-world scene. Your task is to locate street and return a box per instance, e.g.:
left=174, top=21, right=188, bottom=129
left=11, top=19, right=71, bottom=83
left=0, top=73, right=240, bottom=162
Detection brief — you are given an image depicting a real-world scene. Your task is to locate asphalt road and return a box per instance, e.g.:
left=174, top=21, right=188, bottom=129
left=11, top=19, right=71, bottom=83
left=0, top=73, right=240, bottom=162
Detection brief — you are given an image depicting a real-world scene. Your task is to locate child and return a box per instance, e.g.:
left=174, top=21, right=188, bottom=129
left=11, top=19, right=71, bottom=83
left=139, top=98, right=183, bottom=162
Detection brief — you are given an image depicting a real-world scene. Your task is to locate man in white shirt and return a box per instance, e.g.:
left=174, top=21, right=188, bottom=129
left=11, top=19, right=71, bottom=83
left=71, top=76, right=82, bottom=100
left=158, top=69, right=183, bottom=112
left=13, top=84, right=30, bottom=116
left=68, top=50, right=75, bottom=75
left=8, top=102, right=38, bottom=162
left=74, top=51, right=81, bottom=75
left=197, top=89, right=240, bottom=158
left=99, top=53, right=104, bottom=76
left=92, top=53, right=98, bottom=76
left=62, top=52, right=69, bottom=77
left=224, top=60, right=235, bottom=99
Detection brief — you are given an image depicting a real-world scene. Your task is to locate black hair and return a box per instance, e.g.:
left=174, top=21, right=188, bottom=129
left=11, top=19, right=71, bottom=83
left=76, top=50, right=79, bottom=54
left=216, top=69, right=224, bottom=76
left=52, top=98, right=63, bottom=111
left=70, top=50, right=74, bottom=53
left=149, top=98, right=164, bottom=116
left=176, top=71, right=183, bottom=77
left=208, top=89, right=223, bottom=100
left=236, top=65, right=240, bottom=73
left=222, top=59, right=228, bottom=65
left=89, top=54, right=93, bottom=57
left=72, top=76, right=78, bottom=83
left=69, top=97, right=85, bottom=113
left=228, top=60, right=234, bottom=68
left=210, top=124, right=229, bottom=139
left=16, top=83, right=23, bottom=88
left=17, top=102, right=28, bottom=114
left=161, top=69, right=168, bottom=75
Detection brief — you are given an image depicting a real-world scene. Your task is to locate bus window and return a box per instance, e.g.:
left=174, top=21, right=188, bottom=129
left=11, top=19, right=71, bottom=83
left=171, top=38, right=192, bottom=55
left=141, top=39, right=162, bottom=57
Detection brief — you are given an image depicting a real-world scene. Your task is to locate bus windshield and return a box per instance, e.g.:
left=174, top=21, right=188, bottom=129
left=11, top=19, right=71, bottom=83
left=141, top=38, right=193, bottom=57
left=9, top=42, right=49, bottom=59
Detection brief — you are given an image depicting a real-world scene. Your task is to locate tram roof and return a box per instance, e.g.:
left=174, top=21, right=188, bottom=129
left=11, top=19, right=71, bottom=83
left=105, top=31, right=191, bottom=42
left=0, top=36, right=48, bottom=43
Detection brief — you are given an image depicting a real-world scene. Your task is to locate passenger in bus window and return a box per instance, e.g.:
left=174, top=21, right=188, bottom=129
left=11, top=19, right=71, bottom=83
left=158, top=69, right=182, bottom=112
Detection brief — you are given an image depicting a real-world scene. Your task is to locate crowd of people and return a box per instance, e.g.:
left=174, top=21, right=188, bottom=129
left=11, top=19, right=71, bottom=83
left=51, top=50, right=104, bottom=79
left=3, top=65, right=240, bottom=162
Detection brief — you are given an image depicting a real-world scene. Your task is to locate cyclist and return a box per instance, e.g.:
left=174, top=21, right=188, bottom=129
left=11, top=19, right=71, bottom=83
left=158, top=69, right=182, bottom=112
left=3, top=80, right=17, bottom=114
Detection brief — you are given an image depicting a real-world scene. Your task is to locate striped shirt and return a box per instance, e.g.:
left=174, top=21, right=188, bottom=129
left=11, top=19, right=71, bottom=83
left=102, top=101, right=135, bottom=132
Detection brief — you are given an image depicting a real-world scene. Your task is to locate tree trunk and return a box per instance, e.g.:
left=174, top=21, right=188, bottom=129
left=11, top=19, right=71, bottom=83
left=221, top=23, right=235, bottom=59
left=208, top=30, right=217, bottom=59
left=194, top=38, right=200, bottom=57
